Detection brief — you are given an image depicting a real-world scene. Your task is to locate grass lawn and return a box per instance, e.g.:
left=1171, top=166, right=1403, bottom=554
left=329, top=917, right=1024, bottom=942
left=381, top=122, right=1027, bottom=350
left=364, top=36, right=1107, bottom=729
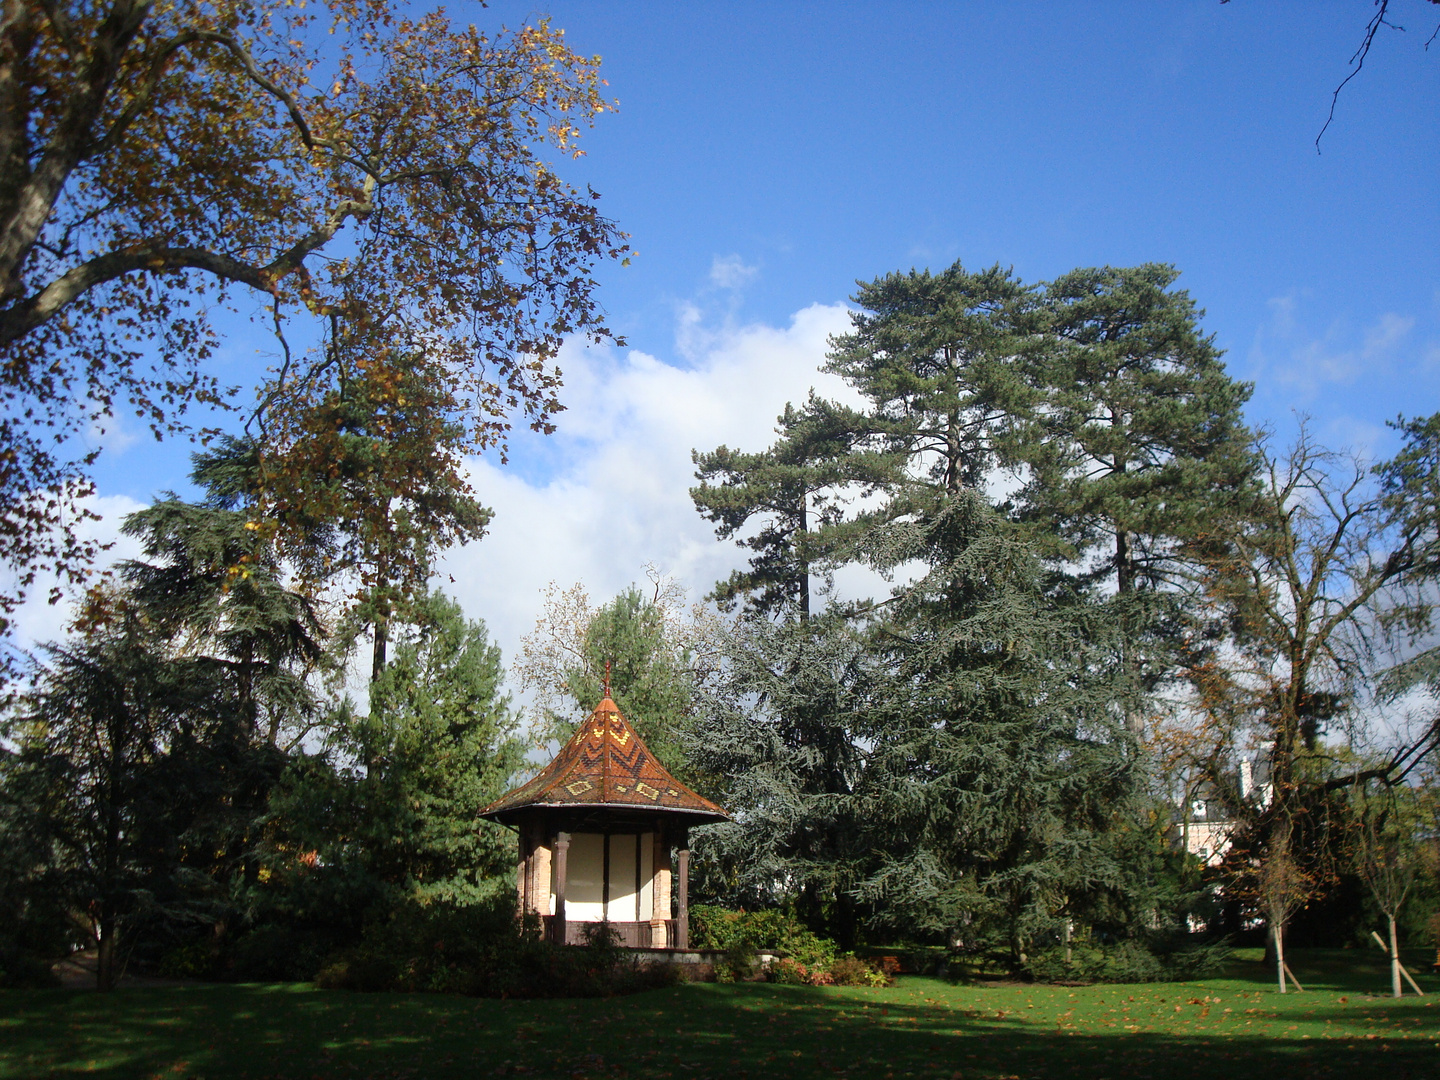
left=3, top=948, right=1438, bottom=1080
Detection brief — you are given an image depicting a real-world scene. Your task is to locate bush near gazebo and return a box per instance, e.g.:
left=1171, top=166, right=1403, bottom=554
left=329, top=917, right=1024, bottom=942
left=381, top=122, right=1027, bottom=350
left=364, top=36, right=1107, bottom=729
left=313, top=898, right=681, bottom=998
left=690, top=906, right=892, bottom=986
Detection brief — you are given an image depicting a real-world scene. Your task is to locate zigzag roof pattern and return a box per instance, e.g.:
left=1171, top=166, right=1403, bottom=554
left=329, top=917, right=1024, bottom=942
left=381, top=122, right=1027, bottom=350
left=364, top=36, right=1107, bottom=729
left=479, top=697, right=728, bottom=824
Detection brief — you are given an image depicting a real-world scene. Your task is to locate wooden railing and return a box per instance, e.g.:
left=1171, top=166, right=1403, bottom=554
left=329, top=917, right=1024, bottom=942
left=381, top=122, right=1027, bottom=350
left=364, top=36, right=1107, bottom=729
left=541, top=917, right=678, bottom=948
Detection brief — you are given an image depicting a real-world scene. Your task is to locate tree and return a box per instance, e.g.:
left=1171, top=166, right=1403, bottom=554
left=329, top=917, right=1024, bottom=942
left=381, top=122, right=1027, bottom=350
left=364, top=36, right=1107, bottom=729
left=1196, top=421, right=1440, bottom=992
left=247, top=333, right=493, bottom=681
left=516, top=573, right=722, bottom=781
left=690, top=261, right=1253, bottom=961
left=1014, top=264, right=1255, bottom=598
left=824, top=262, right=1033, bottom=500
left=1350, top=782, right=1422, bottom=997
left=0, top=0, right=626, bottom=652
left=117, top=454, right=326, bottom=749
left=0, top=438, right=338, bottom=988
left=0, top=603, right=239, bottom=989
left=692, top=397, right=872, bottom=619
left=291, top=591, right=523, bottom=909
left=689, top=609, right=880, bottom=946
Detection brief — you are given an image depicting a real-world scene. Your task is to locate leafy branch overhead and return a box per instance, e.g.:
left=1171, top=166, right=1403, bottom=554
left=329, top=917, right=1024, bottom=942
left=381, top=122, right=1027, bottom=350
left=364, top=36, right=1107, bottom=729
left=0, top=0, right=628, bottom=642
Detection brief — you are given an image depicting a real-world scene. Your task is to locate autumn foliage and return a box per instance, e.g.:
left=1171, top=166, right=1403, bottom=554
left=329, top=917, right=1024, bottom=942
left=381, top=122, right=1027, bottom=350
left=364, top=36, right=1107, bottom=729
left=0, top=0, right=627, bottom=649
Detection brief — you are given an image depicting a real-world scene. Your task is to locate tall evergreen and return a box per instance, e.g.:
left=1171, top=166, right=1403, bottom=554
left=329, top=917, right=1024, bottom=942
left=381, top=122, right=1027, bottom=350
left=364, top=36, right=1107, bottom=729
left=851, top=490, right=1140, bottom=961
left=692, top=397, right=862, bottom=618
left=1013, top=264, right=1256, bottom=594
left=295, top=591, right=523, bottom=908
left=690, top=610, right=882, bottom=947
left=119, top=458, right=325, bottom=748
left=1, top=605, right=246, bottom=989
left=824, top=262, right=1036, bottom=498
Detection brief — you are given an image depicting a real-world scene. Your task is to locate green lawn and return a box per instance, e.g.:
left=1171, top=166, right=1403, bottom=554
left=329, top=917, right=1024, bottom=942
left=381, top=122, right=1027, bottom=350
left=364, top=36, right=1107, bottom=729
left=4, top=949, right=1438, bottom=1079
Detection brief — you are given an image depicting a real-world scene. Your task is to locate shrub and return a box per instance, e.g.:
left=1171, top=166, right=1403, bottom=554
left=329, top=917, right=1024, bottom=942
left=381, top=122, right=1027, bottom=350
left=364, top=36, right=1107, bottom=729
left=690, top=905, right=837, bottom=970
left=314, top=899, right=680, bottom=998
left=157, top=941, right=218, bottom=980
left=314, top=950, right=399, bottom=993
left=828, top=955, right=892, bottom=988
left=1023, top=937, right=1230, bottom=985
left=0, top=950, right=60, bottom=989
left=769, top=957, right=833, bottom=986
left=228, top=926, right=334, bottom=983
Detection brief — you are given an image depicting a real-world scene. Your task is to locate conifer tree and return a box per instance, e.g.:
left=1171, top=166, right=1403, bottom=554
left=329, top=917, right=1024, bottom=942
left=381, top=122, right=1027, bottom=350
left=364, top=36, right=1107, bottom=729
left=1013, top=263, right=1256, bottom=593
left=824, top=262, right=1035, bottom=498
left=689, top=609, right=881, bottom=946
left=312, top=591, right=523, bottom=906
left=851, top=490, right=1139, bottom=961
left=118, top=452, right=325, bottom=748
left=690, top=259, right=1261, bottom=961
left=692, top=397, right=857, bottom=618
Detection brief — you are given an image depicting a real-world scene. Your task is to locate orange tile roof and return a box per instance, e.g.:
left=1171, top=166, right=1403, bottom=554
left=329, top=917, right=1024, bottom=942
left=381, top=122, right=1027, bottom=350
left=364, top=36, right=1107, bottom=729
left=479, top=697, right=728, bottom=824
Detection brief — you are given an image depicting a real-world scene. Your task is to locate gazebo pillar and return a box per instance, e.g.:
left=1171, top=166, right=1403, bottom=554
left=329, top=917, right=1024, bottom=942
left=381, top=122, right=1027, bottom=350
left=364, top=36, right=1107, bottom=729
left=676, top=829, right=690, bottom=950
left=650, top=828, right=672, bottom=947
left=516, top=823, right=532, bottom=912
left=531, top=836, right=552, bottom=915
left=553, top=831, right=570, bottom=945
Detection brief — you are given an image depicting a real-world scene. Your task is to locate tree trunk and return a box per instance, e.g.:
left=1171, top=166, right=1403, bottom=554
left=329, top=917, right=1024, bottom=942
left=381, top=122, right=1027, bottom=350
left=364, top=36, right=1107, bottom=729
left=1273, top=918, right=1287, bottom=994
left=798, top=491, right=810, bottom=621
left=96, top=913, right=117, bottom=992
left=371, top=617, right=389, bottom=682
left=1389, top=913, right=1402, bottom=999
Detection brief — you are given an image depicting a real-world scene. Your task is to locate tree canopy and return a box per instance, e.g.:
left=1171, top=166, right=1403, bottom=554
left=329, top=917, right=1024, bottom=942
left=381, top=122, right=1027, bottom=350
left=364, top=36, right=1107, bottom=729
left=0, top=0, right=626, bottom=656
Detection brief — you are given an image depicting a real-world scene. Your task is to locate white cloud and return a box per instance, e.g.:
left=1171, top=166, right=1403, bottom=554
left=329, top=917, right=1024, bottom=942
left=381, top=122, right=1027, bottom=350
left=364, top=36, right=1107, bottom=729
left=6, top=304, right=868, bottom=716
left=1249, top=297, right=1415, bottom=402
left=1362, top=312, right=1414, bottom=361
left=7, top=493, right=148, bottom=655
left=708, top=254, right=759, bottom=291
left=86, top=411, right=140, bottom=457
left=438, top=303, right=859, bottom=680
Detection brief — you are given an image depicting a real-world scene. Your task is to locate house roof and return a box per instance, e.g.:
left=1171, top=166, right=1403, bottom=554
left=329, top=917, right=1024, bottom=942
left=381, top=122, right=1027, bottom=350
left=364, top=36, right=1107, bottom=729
left=479, top=697, right=728, bottom=825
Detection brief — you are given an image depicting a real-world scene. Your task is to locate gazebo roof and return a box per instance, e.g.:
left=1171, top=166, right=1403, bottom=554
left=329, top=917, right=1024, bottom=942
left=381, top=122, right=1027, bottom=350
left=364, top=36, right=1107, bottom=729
left=479, top=697, right=728, bottom=826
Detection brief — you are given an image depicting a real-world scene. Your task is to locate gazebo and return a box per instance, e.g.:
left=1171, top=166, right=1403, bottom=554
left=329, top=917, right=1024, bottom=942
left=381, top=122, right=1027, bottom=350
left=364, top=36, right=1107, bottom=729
left=479, top=694, right=728, bottom=949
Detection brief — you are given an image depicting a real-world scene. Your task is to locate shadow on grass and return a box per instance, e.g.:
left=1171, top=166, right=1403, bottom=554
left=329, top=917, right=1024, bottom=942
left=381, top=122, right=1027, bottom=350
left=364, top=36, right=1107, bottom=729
left=2, top=954, right=1438, bottom=1080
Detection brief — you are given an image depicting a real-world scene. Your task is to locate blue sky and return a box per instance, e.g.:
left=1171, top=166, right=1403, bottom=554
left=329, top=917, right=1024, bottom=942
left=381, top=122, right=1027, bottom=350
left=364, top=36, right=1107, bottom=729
left=22, top=1, right=1440, bottom=684
left=483, top=0, right=1439, bottom=450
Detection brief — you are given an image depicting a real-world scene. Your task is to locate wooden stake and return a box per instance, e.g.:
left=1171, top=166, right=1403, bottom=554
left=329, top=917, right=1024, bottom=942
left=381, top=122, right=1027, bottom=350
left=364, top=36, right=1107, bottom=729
left=1400, top=964, right=1427, bottom=997
left=1282, top=962, right=1305, bottom=992
left=1370, top=930, right=1427, bottom=996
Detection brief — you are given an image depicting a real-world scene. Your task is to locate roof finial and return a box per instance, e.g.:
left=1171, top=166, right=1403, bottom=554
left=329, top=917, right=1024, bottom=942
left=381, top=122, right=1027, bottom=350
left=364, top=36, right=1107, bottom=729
left=602, top=658, right=611, bottom=700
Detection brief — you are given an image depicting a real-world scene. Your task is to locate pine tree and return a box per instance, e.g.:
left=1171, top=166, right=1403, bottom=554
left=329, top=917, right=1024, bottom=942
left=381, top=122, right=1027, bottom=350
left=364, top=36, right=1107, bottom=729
left=1, top=605, right=244, bottom=989
left=824, top=262, right=1036, bottom=498
left=319, top=592, right=524, bottom=906
left=689, top=610, right=881, bottom=946
left=1014, top=264, right=1256, bottom=594
left=689, top=259, right=1258, bottom=961
left=851, top=490, right=1139, bottom=961
left=692, top=397, right=860, bottom=618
